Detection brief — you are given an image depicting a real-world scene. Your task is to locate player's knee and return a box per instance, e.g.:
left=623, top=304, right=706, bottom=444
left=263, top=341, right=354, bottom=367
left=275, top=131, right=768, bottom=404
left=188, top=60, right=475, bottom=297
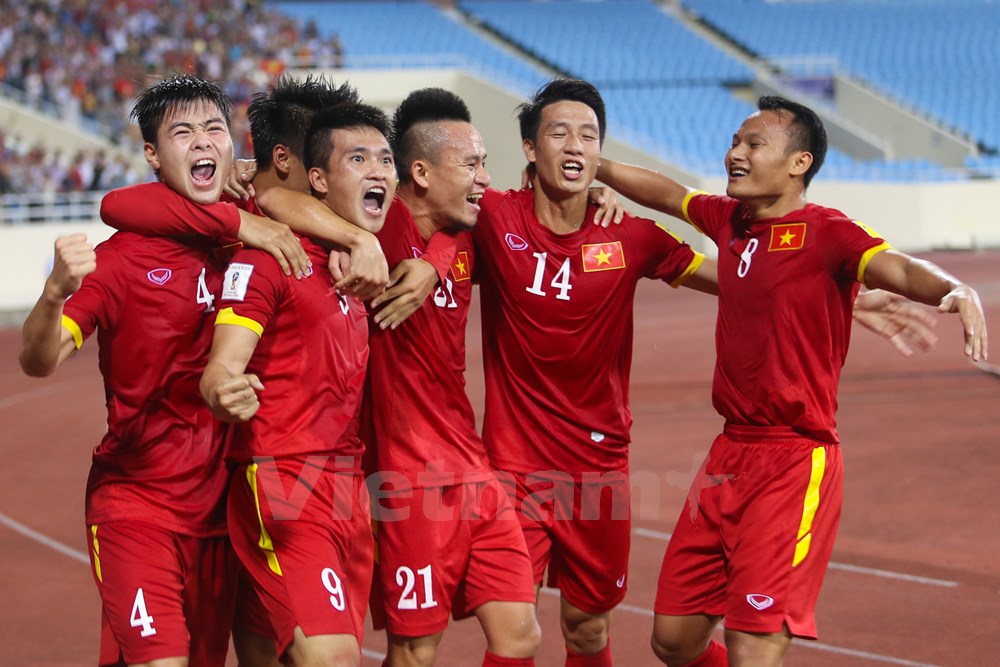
left=561, top=610, right=610, bottom=655
left=495, top=613, right=542, bottom=658
left=650, top=623, right=704, bottom=666
left=134, top=658, right=188, bottom=667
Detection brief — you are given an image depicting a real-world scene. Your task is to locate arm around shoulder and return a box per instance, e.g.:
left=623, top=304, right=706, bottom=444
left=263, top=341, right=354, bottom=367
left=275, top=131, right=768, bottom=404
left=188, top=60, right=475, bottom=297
left=596, top=158, right=696, bottom=223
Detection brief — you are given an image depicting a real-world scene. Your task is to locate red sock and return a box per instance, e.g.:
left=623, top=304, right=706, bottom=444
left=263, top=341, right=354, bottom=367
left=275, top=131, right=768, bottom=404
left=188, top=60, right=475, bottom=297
left=681, top=640, right=727, bottom=667
left=565, top=639, right=612, bottom=667
left=483, top=652, right=535, bottom=666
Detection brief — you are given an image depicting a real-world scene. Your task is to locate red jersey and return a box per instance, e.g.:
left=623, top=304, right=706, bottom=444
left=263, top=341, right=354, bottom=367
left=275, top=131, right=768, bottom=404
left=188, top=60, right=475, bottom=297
left=474, top=188, right=704, bottom=475
left=682, top=193, right=891, bottom=443
left=216, top=239, right=369, bottom=466
left=362, top=196, right=490, bottom=487
left=62, top=232, right=228, bottom=537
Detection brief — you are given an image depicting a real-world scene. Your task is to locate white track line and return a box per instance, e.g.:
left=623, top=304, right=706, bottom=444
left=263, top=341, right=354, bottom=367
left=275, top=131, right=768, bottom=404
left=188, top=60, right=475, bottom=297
left=538, top=588, right=940, bottom=666
left=0, top=510, right=89, bottom=564
left=632, top=527, right=958, bottom=588
left=0, top=512, right=943, bottom=666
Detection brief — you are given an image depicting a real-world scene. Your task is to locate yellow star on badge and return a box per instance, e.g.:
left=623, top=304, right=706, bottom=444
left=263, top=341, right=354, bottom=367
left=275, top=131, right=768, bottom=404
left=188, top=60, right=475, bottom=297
left=455, top=258, right=467, bottom=275
left=780, top=230, right=795, bottom=246
left=595, top=248, right=612, bottom=265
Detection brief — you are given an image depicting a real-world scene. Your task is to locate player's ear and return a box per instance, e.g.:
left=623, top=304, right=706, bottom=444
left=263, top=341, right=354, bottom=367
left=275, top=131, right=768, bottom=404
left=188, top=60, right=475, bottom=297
left=522, top=138, right=536, bottom=164
left=411, top=158, right=431, bottom=189
left=308, top=166, right=328, bottom=195
left=272, top=144, right=291, bottom=177
left=790, top=151, right=813, bottom=179
left=144, top=142, right=160, bottom=172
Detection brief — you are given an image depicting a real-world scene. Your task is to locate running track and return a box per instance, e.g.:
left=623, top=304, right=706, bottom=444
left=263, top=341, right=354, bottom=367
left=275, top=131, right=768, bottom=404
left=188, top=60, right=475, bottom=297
left=1, top=250, right=997, bottom=666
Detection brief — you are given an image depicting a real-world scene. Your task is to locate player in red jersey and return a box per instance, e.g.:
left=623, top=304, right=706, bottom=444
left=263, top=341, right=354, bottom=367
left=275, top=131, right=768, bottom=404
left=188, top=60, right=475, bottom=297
left=18, top=75, right=247, bottom=667
left=199, top=101, right=397, bottom=667
left=472, top=78, right=718, bottom=667
left=364, top=88, right=540, bottom=667
left=594, top=95, right=987, bottom=666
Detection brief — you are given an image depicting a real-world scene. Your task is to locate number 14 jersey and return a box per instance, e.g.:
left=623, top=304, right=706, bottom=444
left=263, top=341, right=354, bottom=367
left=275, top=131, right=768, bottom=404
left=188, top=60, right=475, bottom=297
left=474, top=188, right=704, bottom=476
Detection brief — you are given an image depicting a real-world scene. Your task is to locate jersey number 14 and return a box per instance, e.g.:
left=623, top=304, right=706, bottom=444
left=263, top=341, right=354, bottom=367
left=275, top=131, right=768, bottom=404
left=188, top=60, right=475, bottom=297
left=526, top=252, right=573, bottom=301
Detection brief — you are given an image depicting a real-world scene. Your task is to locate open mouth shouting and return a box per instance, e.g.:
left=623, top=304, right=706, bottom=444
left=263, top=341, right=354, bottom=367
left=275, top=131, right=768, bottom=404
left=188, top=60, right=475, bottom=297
left=363, top=186, right=386, bottom=215
left=562, top=160, right=584, bottom=180
left=191, top=158, right=217, bottom=185
left=466, top=192, right=483, bottom=209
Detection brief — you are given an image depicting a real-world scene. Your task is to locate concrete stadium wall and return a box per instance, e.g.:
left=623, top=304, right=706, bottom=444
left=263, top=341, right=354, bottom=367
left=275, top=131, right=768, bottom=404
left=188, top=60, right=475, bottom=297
left=3, top=69, right=998, bottom=315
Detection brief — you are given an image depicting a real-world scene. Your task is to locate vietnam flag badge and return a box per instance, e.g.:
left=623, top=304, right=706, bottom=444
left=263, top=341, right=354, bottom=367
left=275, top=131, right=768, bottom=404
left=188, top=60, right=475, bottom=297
left=451, top=250, right=471, bottom=282
left=768, top=223, right=807, bottom=251
left=582, top=241, right=626, bottom=272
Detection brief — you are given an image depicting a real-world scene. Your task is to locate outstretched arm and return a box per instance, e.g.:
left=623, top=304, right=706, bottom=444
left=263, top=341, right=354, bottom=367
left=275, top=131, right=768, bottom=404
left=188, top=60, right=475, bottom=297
left=596, top=158, right=694, bottom=225
left=863, top=250, right=987, bottom=360
left=853, top=289, right=938, bottom=356
left=20, top=234, right=97, bottom=376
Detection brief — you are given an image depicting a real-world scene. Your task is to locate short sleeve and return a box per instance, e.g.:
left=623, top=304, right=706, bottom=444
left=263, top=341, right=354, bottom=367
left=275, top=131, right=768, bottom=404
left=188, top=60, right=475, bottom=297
left=215, top=250, right=283, bottom=335
left=819, top=212, right=893, bottom=283
left=61, top=238, right=124, bottom=347
left=634, top=217, right=704, bottom=287
left=683, top=192, right=741, bottom=244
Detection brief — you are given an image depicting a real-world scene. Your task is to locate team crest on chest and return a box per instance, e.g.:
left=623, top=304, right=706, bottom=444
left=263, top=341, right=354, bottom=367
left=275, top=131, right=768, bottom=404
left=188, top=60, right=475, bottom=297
left=146, top=268, right=172, bottom=285
left=582, top=241, right=626, bottom=272
left=768, top=223, right=806, bottom=251
left=505, top=233, right=528, bottom=251
left=451, top=251, right=471, bottom=282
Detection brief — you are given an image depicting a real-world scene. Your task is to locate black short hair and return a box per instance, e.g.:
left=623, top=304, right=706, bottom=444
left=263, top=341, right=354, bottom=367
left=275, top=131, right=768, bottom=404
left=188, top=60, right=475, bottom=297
left=517, top=78, right=606, bottom=146
left=392, top=88, right=472, bottom=184
left=303, top=102, right=392, bottom=171
left=130, top=74, right=232, bottom=145
left=757, top=95, right=827, bottom=187
left=248, top=75, right=359, bottom=169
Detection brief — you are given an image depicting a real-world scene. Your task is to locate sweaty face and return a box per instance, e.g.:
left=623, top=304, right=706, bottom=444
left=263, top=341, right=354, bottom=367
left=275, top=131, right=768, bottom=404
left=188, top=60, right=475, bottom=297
left=309, top=126, right=397, bottom=233
left=524, top=100, right=601, bottom=197
left=725, top=109, right=806, bottom=203
left=144, top=100, right=234, bottom=205
left=422, top=122, right=490, bottom=230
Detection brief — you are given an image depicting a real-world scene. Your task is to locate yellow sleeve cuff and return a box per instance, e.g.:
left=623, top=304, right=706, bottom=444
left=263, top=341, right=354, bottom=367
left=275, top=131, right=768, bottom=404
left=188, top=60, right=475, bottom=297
left=857, top=242, right=893, bottom=283
left=215, top=307, right=264, bottom=337
left=61, top=315, right=84, bottom=350
left=681, top=190, right=709, bottom=234
left=670, top=252, right=706, bottom=288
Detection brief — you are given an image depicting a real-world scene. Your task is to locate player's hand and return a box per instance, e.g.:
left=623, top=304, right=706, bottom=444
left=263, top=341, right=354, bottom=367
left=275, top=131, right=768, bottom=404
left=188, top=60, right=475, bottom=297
left=853, top=289, right=938, bottom=357
left=238, top=214, right=312, bottom=278
left=589, top=186, right=626, bottom=227
left=938, top=284, right=988, bottom=361
left=46, top=234, right=96, bottom=301
left=223, top=159, right=257, bottom=201
left=333, top=232, right=389, bottom=300
left=206, top=374, right=264, bottom=423
left=371, top=258, right=439, bottom=330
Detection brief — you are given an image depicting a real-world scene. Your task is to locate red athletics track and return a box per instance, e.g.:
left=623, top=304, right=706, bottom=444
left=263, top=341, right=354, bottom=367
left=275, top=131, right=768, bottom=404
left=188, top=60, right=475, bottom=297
left=1, top=250, right=998, bottom=666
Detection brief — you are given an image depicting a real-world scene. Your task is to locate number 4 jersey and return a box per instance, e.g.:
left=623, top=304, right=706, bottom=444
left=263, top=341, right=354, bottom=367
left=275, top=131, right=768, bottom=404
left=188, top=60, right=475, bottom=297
left=474, top=188, right=704, bottom=476
left=61, top=232, right=229, bottom=537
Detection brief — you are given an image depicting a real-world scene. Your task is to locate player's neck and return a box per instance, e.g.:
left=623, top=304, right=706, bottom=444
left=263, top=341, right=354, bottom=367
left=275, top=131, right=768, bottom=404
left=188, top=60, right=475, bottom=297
left=741, top=190, right=808, bottom=221
left=532, top=180, right=589, bottom=235
left=398, top=189, right=442, bottom=242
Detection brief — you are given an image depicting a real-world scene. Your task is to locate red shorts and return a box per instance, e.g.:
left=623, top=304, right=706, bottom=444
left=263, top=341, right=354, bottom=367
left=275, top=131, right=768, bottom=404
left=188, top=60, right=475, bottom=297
left=228, top=457, right=373, bottom=656
left=86, top=521, right=236, bottom=667
left=654, top=427, right=844, bottom=639
left=504, top=469, right=631, bottom=614
left=370, top=478, right=536, bottom=637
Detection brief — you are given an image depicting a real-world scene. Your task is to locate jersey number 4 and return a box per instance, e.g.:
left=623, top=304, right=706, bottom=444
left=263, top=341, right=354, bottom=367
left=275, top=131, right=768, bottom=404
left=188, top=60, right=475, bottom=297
left=130, top=587, right=157, bottom=637
left=526, top=252, right=573, bottom=301
left=196, top=267, right=216, bottom=312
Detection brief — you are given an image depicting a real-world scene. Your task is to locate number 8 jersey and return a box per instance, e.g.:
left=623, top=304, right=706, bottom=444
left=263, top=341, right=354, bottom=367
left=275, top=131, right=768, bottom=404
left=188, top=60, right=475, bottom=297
left=474, top=188, right=704, bottom=476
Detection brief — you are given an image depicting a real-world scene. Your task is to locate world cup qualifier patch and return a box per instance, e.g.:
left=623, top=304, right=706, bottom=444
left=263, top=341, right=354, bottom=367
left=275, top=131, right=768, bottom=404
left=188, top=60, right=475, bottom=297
left=222, top=263, right=255, bottom=301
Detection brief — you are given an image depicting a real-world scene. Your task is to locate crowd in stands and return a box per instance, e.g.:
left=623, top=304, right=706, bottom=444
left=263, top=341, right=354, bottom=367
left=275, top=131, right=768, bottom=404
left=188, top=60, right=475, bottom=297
left=0, top=0, right=345, bottom=196
left=0, top=129, right=143, bottom=196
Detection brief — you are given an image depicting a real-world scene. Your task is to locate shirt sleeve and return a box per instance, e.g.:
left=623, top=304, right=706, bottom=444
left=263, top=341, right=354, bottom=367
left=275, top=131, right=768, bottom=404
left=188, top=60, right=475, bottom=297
left=420, top=231, right=459, bottom=286
left=682, top=192, right=740, bottom=244
left=61, top=238, right=124, bottom=348
left=215, top=250, right=283, bottom=335
left=101, top=182, right=242, bottom=242
left=820, top=212, right=894, bottom=283
left=634, top=217, right=705, bottom=288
